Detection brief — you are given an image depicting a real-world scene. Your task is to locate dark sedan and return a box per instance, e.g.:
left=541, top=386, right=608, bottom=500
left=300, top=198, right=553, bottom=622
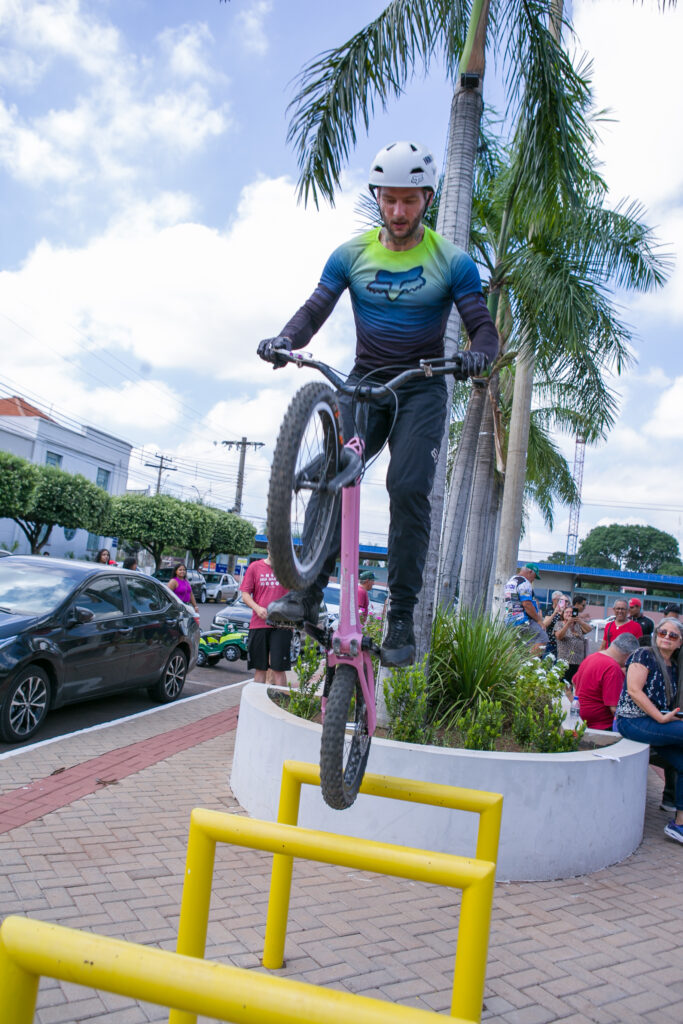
left=0, top=557, right=199, bottom=744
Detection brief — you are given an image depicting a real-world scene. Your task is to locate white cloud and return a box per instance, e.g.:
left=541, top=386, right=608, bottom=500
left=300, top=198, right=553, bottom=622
left=237, top=0, right=272, bottom=56
left=0, top=2, right=231, bottom=190
left=159, top=22, right=219, bottom=81
left=574, top=1, right=683, bottom=211
left=0, top=174, right=360, bottom=445
left=642, top=375, right=683, bottom=441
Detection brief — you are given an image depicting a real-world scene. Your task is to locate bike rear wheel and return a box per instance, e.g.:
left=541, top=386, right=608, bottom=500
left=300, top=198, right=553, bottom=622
left=320, top=664, right=371, bottom=809
left=267, top=382, right=342, bottom=590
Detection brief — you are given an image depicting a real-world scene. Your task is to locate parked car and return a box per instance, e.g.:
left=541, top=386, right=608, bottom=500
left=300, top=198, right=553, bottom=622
left=367, top=583, right=389, bottom=617
left=0, top=556, right=199, bottom=744
left=154, top=566, right=207, bottom=603
left=212, top=602, right=252, bottom=633
left=202, top=571, right=239, bottom=604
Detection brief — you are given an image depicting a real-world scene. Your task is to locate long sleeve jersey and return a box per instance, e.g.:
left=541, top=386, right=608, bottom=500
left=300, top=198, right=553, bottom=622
left=280, top=226, right=499, bottom=371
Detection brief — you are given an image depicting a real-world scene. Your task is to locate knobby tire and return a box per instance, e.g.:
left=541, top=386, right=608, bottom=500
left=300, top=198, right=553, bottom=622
left=320, top=664, right=371, bottom=809
left=267, top=382, right=342, bottom=590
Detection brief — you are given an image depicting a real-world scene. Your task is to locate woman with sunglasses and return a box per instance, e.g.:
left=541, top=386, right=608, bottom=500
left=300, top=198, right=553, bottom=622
left=615, top=617, right=683, bottom=845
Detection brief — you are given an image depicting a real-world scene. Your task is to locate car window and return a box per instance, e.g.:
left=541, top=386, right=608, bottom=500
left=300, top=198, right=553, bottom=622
left=369, top=587, right=388, bottom=603
left=0, top=561, right=84, bottom=615
left=126, top=577, right=168, bottom=614
left=74, top=577, right=124, bottom=620
left=203, top=573, right=220, bottom=584
left=323, top=585, right=340, bottom=607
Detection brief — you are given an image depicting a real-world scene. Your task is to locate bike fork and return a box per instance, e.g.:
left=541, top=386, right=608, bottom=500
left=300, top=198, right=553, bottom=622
left=323, top=437, right=377, bottom=736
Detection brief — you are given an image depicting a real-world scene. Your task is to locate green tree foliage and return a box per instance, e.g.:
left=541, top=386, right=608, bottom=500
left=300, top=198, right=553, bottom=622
left=0, top=452, right=39, bottom=520
left=185, top=504, right=256, bottom=569
left=109, top=495, right=256, bottom=570
left=577, top=524, right=681, bottom=575
left=0, top=453, right=111, bottom=553
left=109, top=494, right=192, bottom=570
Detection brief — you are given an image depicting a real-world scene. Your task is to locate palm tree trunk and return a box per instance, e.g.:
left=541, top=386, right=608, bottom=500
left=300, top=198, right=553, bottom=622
left=437, top=378, right=488, bottom=607
left=413, top=84, right=484, bottom=660
left=458, top=379, right=500, bottom=611
left=491, top=345, right=535, bottom=614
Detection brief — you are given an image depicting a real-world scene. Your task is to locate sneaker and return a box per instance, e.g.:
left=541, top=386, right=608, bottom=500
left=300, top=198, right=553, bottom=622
left=267, top=589, right=321, bottom=627
left=380, top=613, right=416, bottom=668
left=663, top=819, right=683, bottom=844
left=660, top=799, right=676, bottom=813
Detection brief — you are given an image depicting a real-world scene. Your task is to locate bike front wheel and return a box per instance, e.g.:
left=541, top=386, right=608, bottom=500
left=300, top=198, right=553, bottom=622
left=320, top=664, right=371, bottom=809
left=267, top=382, right=342, bottom=590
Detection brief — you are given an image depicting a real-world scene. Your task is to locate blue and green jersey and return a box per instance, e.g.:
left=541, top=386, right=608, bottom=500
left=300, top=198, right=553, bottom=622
left=281, top=226, right=497, bottom=370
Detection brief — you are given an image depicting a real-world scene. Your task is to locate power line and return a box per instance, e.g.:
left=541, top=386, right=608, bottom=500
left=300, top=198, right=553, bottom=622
left=144, top=453, right=178, bottom=495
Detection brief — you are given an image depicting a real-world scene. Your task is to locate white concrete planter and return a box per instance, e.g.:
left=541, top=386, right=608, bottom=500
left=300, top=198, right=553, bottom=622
left=230, top=683, right=650, bottom=882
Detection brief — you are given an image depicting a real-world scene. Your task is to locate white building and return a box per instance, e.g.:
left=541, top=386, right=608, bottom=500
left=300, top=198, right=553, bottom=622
left=0, top=396, right=131, bottom=559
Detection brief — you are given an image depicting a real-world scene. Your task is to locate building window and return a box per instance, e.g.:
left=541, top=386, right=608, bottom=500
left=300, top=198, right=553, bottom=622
left=96, top=467, right=111, bottom=491
left=86, top=533, right=100, bottom=551
left=45, top=451, right=62, bottom=467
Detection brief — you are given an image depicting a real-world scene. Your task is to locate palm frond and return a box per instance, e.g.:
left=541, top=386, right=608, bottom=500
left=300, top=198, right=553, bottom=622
left=286, top=0, right=469, bottom=207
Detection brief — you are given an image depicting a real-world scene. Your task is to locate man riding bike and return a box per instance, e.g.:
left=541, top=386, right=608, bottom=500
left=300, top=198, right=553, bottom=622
left=258, top=140, right=499, bottom=667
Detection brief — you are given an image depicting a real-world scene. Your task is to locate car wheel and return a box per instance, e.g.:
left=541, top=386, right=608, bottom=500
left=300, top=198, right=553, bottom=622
left=0, top=666, right=51, bottom=744
left=216, top=590, right=222, bottom=603
left=200, top=588, right=207, bottom=604
left=228, top=594, right=238, bottom=605
left=290, top=632, right=301, bottom=662
left=224, top=645, right=241, bottom=663
left=148, top=648, right=188, bottom=703
left=196, top=650, right=207, bottom=668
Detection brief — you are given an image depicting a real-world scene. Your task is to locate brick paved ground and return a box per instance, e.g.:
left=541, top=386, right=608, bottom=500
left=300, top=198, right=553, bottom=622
left=1, top=683, right=681, bottom=1024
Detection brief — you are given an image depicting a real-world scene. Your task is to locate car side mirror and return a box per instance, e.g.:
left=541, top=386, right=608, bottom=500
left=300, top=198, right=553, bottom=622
left=67, top=606, right=95, bottom=626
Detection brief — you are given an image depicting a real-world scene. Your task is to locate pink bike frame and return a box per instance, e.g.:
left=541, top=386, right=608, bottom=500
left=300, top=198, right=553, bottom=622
left=323, top=435, right=377, bottom=736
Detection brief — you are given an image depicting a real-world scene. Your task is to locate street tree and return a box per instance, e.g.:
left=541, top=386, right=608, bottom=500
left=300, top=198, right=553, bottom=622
left=109, top=494, right=191, bottom=570
left=0, top=456, right=112, bottom=554
left=576, top=524, right=681, bottom=575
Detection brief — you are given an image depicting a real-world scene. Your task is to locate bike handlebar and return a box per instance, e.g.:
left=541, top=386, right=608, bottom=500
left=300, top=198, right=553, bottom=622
left=278, top=350, right=483, bottom=395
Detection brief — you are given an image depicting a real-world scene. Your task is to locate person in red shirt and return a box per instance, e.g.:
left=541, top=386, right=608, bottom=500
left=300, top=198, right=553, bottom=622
left=240, top=552, right=291, bottom=684
left=601, top=598, right=642, bottom=649
left=574, top=633, right=640, bottom=729
left=357, top=570, right=375, bottom=624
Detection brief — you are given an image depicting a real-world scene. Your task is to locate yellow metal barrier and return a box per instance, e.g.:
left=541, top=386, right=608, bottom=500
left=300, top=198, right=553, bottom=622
left=0, top=916, right=466, bottom=1024
left=172, top=762, right=502, bottom=1024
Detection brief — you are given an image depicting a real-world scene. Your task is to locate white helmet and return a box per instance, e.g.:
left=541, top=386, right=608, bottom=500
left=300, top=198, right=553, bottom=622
left=368, top=141, right=438, bottom=194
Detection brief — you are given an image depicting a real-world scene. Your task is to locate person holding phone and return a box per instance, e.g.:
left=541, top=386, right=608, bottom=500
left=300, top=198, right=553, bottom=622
left=555, top=606, right=586, bottom=684
left=615, top=617, right=683, bottom=845
left=543, top=591, right=567, bottom=659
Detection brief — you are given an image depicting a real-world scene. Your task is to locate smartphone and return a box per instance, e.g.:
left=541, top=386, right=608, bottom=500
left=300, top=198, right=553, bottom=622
left=571, top=608, right=578, bottom=617
left=676, top=711, right=683, bottom=719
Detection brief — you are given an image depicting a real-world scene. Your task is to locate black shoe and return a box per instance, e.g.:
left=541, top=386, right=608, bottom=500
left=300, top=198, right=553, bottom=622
left=380, top=614, right=416, bottom=668
left=267, top=589, right=321, bottom=627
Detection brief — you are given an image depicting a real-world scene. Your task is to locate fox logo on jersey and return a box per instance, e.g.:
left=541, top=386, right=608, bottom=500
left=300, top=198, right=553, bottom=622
left=367, top=265, right=426, bottom=302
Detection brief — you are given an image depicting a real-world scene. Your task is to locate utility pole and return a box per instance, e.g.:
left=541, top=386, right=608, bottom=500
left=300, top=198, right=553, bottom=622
left=220, top=438, right=264, bottom=572
left=220, top=437, right=264, bottom=515
left=144, top=453, right=177, bottom=495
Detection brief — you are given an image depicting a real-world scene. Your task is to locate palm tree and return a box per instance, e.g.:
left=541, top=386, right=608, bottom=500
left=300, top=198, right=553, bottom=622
left=287, top=0, right=602, bottom=655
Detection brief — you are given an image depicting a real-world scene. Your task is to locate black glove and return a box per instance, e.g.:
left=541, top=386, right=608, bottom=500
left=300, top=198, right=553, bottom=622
left=257, top=336, right=290, bottom=369
left=453, top=351, right=488, bottom=381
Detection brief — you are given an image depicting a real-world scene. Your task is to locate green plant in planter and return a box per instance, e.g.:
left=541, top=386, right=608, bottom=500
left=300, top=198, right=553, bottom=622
left=287, top=636, right=323, bottom=721
left=460, top=698, right=505, bottom=751
left=383, top=657, right=434, bottom=744
left=429, top=605, right=528, bottom=730
left=511, top=657, right=586, bottom=752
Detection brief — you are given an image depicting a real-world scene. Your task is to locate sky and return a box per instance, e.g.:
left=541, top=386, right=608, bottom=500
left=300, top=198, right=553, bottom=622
left=0, top=0, right=682, bottom=562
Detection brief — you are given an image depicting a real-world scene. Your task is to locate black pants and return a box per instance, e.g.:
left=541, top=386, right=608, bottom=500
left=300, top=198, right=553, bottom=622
left=314, top=373, right=448, bottom=616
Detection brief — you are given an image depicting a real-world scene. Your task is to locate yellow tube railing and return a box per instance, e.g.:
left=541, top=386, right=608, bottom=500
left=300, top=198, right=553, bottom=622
left=172, top=762, right=502, bottom=1024
left=0, top=916, right=467, bottom=1024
